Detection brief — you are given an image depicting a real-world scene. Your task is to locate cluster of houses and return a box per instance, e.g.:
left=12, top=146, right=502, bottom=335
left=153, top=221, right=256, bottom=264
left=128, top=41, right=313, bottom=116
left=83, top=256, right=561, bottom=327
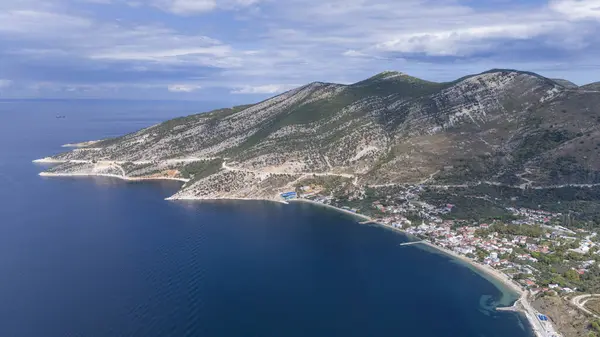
left=372, top=205, right=599, bottom=293
left=286, top=182, right=600, bottom=297
left=401, top=221, right=525, bottom=266
left=398, top=219, right=599, bottom=293
left=507, top=207, right=561, bottom=224
left=570, top=233, right=598, bottom=254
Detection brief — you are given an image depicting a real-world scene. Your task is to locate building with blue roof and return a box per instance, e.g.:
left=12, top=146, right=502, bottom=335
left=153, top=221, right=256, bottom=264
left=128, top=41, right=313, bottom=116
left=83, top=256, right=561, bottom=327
left=280, top=191, right=297, bottom=200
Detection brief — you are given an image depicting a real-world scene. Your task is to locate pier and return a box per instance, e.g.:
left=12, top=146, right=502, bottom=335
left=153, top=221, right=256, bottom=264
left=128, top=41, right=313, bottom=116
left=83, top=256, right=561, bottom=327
left=496, top=303, right=520, bottom=312
left=399, top=240, right=425, bottom=246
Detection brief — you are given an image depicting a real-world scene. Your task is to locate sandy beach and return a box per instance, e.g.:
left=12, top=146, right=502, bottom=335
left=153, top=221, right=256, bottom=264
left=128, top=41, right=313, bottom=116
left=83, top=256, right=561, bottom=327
left=290, top=199, right=372, bottom=221
left=420, top=241, right=524, bottom=295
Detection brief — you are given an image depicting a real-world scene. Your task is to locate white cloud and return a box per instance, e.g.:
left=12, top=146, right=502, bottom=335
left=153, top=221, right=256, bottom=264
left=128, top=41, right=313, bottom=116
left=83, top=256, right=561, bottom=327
left=167, top=84, right=202, bottom=92
left=231, top=84, right=298, bottom=94
left=261, top=0, right=600, bottom=64
left=2, top=0, right=600, bottom=98
left=550, top=0, right=600, bottom=20
left=0, top=8, right=241, bottom=68
left=156, top=0, right=217, bottom=15
left=0, top=79, right=12, bottom=88
left=91, top=47, right=225, bottom=60
left=27, top=81, right=190, bottom=94
left=80, top=0, right=113, bottom=3
left=153, top=0, right=263, bottom=14
left=342, top=49, right=399, bottom=60
left=343, top=49, right=370, bottom=58
left=0, top=10, right=92, bottom=37
left=373, top=23, right=558, bottom=56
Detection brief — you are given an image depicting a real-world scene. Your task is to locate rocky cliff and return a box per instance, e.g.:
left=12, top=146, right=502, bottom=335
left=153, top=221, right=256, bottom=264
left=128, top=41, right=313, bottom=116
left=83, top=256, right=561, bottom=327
left=37, top=69, right=600, bottom=200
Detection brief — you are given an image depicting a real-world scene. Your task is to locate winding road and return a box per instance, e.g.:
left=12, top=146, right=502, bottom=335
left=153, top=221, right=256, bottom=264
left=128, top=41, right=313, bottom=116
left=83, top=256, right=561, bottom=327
left=570, top=294, right=600, bottom=319
left=221, top=160, right=357, bottom=187
left=37, top=156, right=600, bottom=192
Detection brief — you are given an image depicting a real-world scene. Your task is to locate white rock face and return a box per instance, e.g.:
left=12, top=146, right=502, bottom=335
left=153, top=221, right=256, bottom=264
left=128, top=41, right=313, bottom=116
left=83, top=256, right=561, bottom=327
left=41, top=69, right=599, bottom=198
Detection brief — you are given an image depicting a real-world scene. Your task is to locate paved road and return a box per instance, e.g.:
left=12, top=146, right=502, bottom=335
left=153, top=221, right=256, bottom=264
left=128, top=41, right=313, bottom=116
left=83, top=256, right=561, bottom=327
left=222, top=161, right=355, bottom=180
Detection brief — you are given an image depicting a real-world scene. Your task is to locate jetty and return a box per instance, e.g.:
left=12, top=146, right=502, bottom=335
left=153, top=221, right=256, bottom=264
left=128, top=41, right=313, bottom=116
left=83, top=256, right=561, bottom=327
left=399, top=240, right=425, bottom=246
left=496, top=303, right=519, bottom=312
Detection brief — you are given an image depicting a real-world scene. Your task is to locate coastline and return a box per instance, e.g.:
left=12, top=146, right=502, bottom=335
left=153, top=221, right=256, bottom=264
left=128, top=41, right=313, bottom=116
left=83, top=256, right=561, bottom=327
left=292, top=200, right=522, bottom=295
left=289, top=198, right=371, bottom=221
left=34, top=169, right=527, bottom=298
left=38, top=171, right=189, bottom=183
left=291, top=199, right=550, bottom=337
left=165, top=195, right=288, bottom=204
left=33, top=158, right=71, bottom=164
left=419, top=241, right=524, bottom=297
left=38, top=170, right=288, bottom=203
left=32, top=165, right=546, bottom=336
left=61, top=140, right=101, bottom=148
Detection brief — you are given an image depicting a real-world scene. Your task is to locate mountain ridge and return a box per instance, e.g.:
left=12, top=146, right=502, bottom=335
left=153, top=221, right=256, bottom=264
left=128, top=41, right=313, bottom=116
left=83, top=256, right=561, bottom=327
left=551, top=78, right=578, bottom=89
left=581, top=82, right=600, bottom=91
left=37, top=69, right=600, bottom=201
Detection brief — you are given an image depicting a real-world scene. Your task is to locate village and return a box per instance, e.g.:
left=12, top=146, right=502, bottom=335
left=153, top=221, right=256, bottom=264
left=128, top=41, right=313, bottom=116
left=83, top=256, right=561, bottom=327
left=277, top=181, right=600, bottom=336
left=284, top=182, right=600, bottom=297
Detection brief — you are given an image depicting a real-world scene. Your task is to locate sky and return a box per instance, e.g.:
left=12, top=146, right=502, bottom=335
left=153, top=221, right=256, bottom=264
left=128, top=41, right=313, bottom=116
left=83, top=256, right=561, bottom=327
left=0, top=0, right=599, bottom=101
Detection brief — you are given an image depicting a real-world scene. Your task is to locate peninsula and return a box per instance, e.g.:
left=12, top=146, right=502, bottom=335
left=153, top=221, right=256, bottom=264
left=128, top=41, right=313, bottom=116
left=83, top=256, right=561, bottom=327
left=36, top=69, right=600, bottom=337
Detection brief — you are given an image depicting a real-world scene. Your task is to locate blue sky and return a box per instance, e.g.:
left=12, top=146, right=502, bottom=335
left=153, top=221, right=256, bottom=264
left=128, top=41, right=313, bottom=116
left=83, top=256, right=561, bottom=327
left=0, top=0, right=599, bottom=101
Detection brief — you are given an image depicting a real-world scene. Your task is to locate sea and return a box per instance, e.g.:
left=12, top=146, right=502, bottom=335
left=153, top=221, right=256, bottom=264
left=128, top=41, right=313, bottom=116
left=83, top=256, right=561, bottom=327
left=0, top=100, right=534, bottom=337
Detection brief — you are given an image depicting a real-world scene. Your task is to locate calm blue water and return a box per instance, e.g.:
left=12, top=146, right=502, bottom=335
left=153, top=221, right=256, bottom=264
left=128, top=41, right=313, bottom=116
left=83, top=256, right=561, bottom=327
left=0, top=100, right=533, bottom=337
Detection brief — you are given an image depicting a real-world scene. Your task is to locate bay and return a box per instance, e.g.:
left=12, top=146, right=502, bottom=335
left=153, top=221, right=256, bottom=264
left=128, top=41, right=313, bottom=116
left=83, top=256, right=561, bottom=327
left=0, top=100, right=533, bottom=337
